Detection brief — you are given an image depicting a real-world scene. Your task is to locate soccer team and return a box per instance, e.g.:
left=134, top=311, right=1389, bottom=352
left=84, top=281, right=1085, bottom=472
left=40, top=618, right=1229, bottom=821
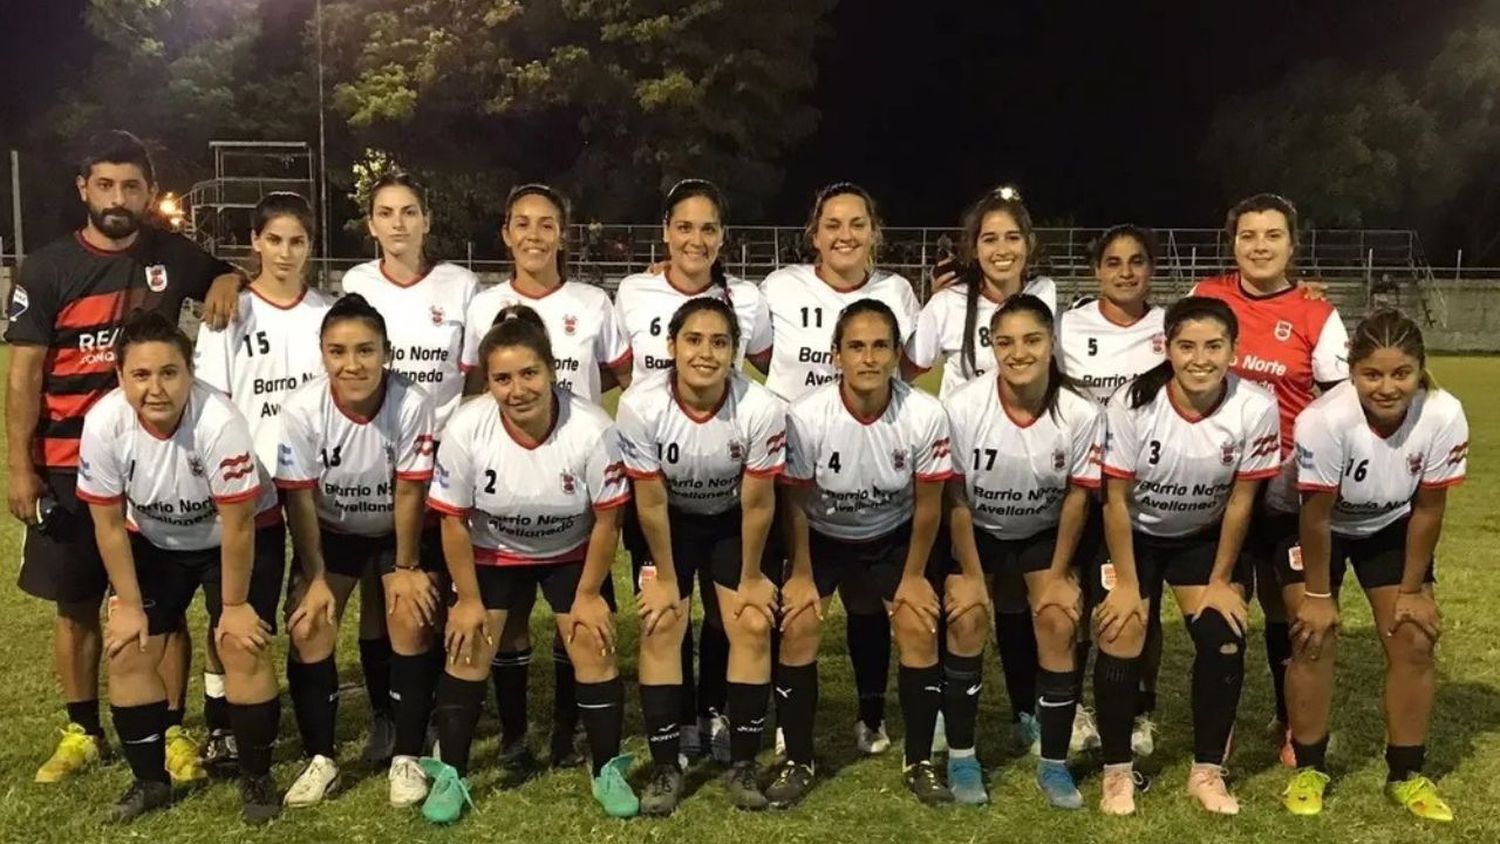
left=6, top=130, right=1467, bottom=826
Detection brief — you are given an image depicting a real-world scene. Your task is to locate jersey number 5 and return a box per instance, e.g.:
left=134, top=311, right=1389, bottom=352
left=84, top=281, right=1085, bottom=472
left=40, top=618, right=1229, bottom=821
left=1087, top=337, right=1099, bottom=356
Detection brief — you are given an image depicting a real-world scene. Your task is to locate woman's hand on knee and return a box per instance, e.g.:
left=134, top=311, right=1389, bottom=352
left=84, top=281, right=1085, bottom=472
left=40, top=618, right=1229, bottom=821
left=638, top=578, right=683, bottom=638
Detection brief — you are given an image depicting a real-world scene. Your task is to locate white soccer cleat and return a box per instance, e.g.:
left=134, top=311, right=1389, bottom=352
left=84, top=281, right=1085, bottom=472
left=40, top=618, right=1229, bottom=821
left=1071, top=708, right=1101, bottom=754
left=284, top=754, right=341, bottom=807
left=1131, top=716, right=1157, bottom=758
left=855, top=720, right=891, bottom=755
left=388, top=755, right=429, bottom=808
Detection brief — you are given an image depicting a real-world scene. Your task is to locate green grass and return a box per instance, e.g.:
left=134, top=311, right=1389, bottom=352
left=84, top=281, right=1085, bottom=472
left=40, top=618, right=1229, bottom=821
left=2, top=354, right=1498, bottom=842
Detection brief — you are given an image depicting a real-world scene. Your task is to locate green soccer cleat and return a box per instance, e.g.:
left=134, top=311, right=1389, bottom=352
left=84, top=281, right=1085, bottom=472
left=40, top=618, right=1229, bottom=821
left=1283, top=768, right=1330, bottom=816
left=420, top=758, right=475, bottom=824
left=592, top=754, right=639, bottom=819
left=1386, top=775, right=1453, bottom=822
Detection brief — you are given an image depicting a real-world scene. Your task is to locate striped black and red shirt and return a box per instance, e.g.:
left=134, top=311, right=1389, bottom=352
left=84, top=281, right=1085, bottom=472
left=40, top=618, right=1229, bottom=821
left=5, top=227, right=232, bottom=469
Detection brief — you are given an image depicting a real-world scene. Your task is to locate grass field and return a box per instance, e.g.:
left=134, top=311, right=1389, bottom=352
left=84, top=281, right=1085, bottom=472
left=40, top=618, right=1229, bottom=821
left=1, top=352, right=1497, bottom=843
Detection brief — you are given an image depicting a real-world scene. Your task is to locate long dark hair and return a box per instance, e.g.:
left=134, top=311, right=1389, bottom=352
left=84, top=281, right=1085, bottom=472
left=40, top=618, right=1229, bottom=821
left=990, top=293, right=1073, bottom=421
left=479, top=304, right=555, bottom=378
left=504, top=183, right=570, bottom=279
left=664, top=179, right=732, bottom=302
left=958, top=186, right=1036, bottom=380
left=1128, top=296, right=1239, bottom=409
left=1348, top=307, right=1431, bottom=389
left=367, top=170, right=434, bottom=268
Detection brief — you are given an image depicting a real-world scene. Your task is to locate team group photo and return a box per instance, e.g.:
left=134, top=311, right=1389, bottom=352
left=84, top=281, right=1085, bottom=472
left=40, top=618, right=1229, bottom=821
left=2, top=1, right=1498, bottom=842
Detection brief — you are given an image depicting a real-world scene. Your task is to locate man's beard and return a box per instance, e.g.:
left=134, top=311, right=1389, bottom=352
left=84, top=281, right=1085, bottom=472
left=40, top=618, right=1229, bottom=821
left=88, top=204, right=141, bottom=239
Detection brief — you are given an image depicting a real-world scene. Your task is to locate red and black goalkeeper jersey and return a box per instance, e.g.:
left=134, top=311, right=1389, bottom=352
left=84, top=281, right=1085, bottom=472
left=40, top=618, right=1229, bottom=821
left=5, top=226, right=233, bottom=469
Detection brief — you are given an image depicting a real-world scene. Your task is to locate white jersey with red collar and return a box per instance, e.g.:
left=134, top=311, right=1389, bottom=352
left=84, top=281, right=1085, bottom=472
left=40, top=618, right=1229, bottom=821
left=193, top=286, right=334, bottom=469
left=905, top=276, right=1058, bottom=400
left=340, top=260, right=477, bottom=433
left=1101, top=374, right=1281, bottom=538
left=460, top=279, right=631, bottom=403
left=274, top=372, right=436, bottom=537
left=1055, top=299, right=1166, bottom=404
left=614, top=270, right=772, bottom=381
left=759, top=264, right=920, bottom=402
left=947, top=375, right=1104, bottom=540
left=75, top=380, right=279, bottom=551
left=1295, top=381, right=1467, bottom=538
left=782, top=379, right=954, bottom=542
left=615, top=370, right=786, bottom=515
left=427, top=389, right=630, bottom=565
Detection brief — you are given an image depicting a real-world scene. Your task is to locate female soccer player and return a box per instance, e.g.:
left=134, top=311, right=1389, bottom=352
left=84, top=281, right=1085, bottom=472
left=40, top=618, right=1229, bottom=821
left=423, top=306, right=635, bottom=824
left=771, top=299, right=954, bottom=808
left=1279, top=310, right=1466, bottom=821
left=193, top=192, right=333, bottom=773
left=77, top=312, right=285, bottom=824
left=760, top=183, right=922, bottom=756
left=1094, top=296, right=1281, bottom=816
left=613, top=180, right=773, bottom=763
left=1193, top=194, right=1347, bottom=765
left=945, top=294, right=1105, bottom=809
left=274, top=294, right=439, bottom=808
left=615, top=297, right=785, bottom=813
left=339, top=171, right=478, bottom=784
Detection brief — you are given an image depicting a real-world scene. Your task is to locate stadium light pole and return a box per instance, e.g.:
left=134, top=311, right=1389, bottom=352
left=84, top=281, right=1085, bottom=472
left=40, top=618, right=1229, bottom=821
left=315, top=0, right=330, bottom=285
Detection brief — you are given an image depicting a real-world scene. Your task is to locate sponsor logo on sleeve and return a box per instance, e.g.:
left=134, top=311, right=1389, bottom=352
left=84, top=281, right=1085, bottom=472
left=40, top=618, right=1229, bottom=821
left=1296, top=443, right=1314, bottom=469
left=79, top=457, right=93, bottom=481
left=434, top=460, right=451, bottom=488
left=6, top=285, right=29, bottom=319
left=277, top=443, right=295, bottom=467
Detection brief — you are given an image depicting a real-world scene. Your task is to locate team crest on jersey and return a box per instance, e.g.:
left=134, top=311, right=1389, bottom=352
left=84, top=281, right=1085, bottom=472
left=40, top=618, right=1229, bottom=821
left=563, top=315, right=578, bottom=336
left=561, top=472, right=577, bottom=494
left=1274, top=320, right=1293, bottom=342
left=1052, top=449, right=1066, bottom=471
left=892, top=448, right=908, bottom=471
left=145, top=264, right=169, bottom=293
left=1220, top=439, right=1237, bottom=466
left=1408, top=453, right=1423, bottom=475
left=188, top=456, right=205, bottom=477
left=429, top=305, right=445, bottom=325
left=1150, top=332, right=1165, bottom=354
left=728, top=440, right=745, bottom=461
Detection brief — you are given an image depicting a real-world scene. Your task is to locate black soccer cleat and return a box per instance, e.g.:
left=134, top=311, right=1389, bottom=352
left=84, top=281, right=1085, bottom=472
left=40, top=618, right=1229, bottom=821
left=724, top=760, right=770, bottom=811
left=639, top=762, right=685, bottom=817
left=765, top=760, right=815, bottom=810
left=109, top=779, right=173, bottom=824
left=904, top=761, right=955, bottom=806
left=239, top=774, right=281, bottom=826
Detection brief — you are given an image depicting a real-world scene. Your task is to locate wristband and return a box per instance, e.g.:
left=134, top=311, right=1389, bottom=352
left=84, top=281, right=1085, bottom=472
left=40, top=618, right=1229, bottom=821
left=1302, top=590, right=1333, bottom=599
left=222, top=600, right=248, bottom=608
left=394, top=563, right=420, bottom=571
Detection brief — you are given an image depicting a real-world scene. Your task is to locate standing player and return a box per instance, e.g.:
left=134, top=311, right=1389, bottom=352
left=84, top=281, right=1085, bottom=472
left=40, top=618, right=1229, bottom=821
left=75, top=312, right=285, bottom=824
left=944, top=294, right=1105, bottom=809
left=1279, top=310, right=1465, bottom=821
left=1193, top=194, right=1348, bottom=766
left=760, top=183, right=922, bottom=757
left=7, top=130, right=243, bottom=783
left=193, top=192, right=333, bottom=772
left=614, top=180, right=772, bottom=763
left=339, top=170, right=474, bottom=796
left=770, top=300, right=954, bottom=808
left=1093, top=296, right=1280, bottom=816
left=615, top=298, right=785, bottom=813
left=422, top=306, right=635, bottom=823
left=274, top=294, right=438, bottom=808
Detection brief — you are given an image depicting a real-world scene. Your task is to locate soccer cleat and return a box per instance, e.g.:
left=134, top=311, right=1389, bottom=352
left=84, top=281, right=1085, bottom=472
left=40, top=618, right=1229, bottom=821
left=497, top=739, right=538, bottom=778
left=1037, top=759, right=1084, bottom=810
left=551, top=726, right=586, bottom=769
left=765, top=760, right=815, bottom=809
left=854, top=720, right=891, bottom=755
left=724, top=760, right=769, bottom=811
left=388, top=755, right=429, bottom=808
left=1283, top=768, right=1330, bottom=816
left=164, top=726, right=207, bottom=785
left=1071, top=707, right=1101, bottom=755
left=420, top=758, right=475, bottom=824
left=284, top=755, right=342, bottom=808
left=239, top=774, right=282, bottom=826
left=931, top=711, right=949, bottom=755
left=1013, top=712, right=1042, bottom=756
left=362, top=712, right=396, bottom=765
left=1386, top=775, right=1453, bottom=822
left=705, top=712, right=732, bottom=765
left=639, top=762, right=685, bottom=817
left=202, top=729, right=240, bottom=778
left=35, top=723, right=103, bottom=783
left=947, top=755, right=988, bottom=805
left=1099, top=765, right=1137, bottom=816
left=1131, top=715, right=1157, bottom=758
left=1187, top=764, right=1240, bottom=815
left=591, top=754, right=640, bottom=819
left=904, top=760, right=955, bottom=806
left=108, top=779, right=173, bottom=823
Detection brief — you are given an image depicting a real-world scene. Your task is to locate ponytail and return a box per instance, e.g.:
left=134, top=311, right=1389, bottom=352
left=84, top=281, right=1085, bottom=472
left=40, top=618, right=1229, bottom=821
left=1128, top=360, right=1176, bottom=410
left=958, top=265, right=984, bottom=380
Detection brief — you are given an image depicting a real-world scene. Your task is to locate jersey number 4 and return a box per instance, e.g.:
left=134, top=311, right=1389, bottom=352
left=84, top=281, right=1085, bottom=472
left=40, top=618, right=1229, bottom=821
left=828, top=451, right=842, bottom=473
left=240, top=330, right=271, bottom=357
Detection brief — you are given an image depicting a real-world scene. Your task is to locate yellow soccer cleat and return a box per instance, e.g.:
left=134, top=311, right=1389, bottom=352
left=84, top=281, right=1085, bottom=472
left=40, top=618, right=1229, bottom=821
left=1282, top=768, right=1330, bottom=816
left=165, top=725, right=208, bottom=784
left=35, top=723, right=103, bottom=783
left=1386, top=775, right=1453, bottom=822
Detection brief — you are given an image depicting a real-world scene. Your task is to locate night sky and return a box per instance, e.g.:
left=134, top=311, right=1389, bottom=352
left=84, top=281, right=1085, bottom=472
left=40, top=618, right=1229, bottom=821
left=0, top=0, right=1486, bottom=230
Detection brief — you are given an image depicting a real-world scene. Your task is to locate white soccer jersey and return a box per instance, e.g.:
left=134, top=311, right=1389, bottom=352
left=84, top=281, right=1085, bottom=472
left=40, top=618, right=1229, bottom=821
left=427, top=389, right=630, bottom=565
left=947, top=376, right=1104, bottom=540
left=75, top=381, right=280, bottom=551
left=905, top=277, right=1058, bottom=400
left=1295, top=381, right=1468, bottom=538
left=759, top=265, right=920, bottom=402
left=1101, top=375, right=1281, bottom=538
left=782, top=379, right=954, bottom=541
left=615, top=371, right=786, bottom=515
left=340, top=260, right=478, bottom=432
left=1056, top=299, right=1166, bottom=404
left=275, top=373, right=436, bottom=537
left=614, top=270, right=773, bottom=381
left=460, top=279, right=631, bottom=403
left=194, top=286, right=333, bottom=469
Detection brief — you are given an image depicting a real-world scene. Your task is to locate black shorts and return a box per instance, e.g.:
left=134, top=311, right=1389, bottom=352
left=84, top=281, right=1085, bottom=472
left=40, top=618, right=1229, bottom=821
left=127, top=525, right=287, bottom=637
left=628, top=506, right=782, bottom=596
left=471, top=561, right=619, bottom=615
left=1090, top=529, right=1251, bottom=605
left=313, top=525, right=446, bottom=579
left=1271, top=516, right=1435, bottom=596
left=810, top=522, right=941, bottom=600
left=1242, top=502, right=1298, bottom=602
left=18, top=470, right=108, bottom=604
left=973, top=527, right=1060, bottom=576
